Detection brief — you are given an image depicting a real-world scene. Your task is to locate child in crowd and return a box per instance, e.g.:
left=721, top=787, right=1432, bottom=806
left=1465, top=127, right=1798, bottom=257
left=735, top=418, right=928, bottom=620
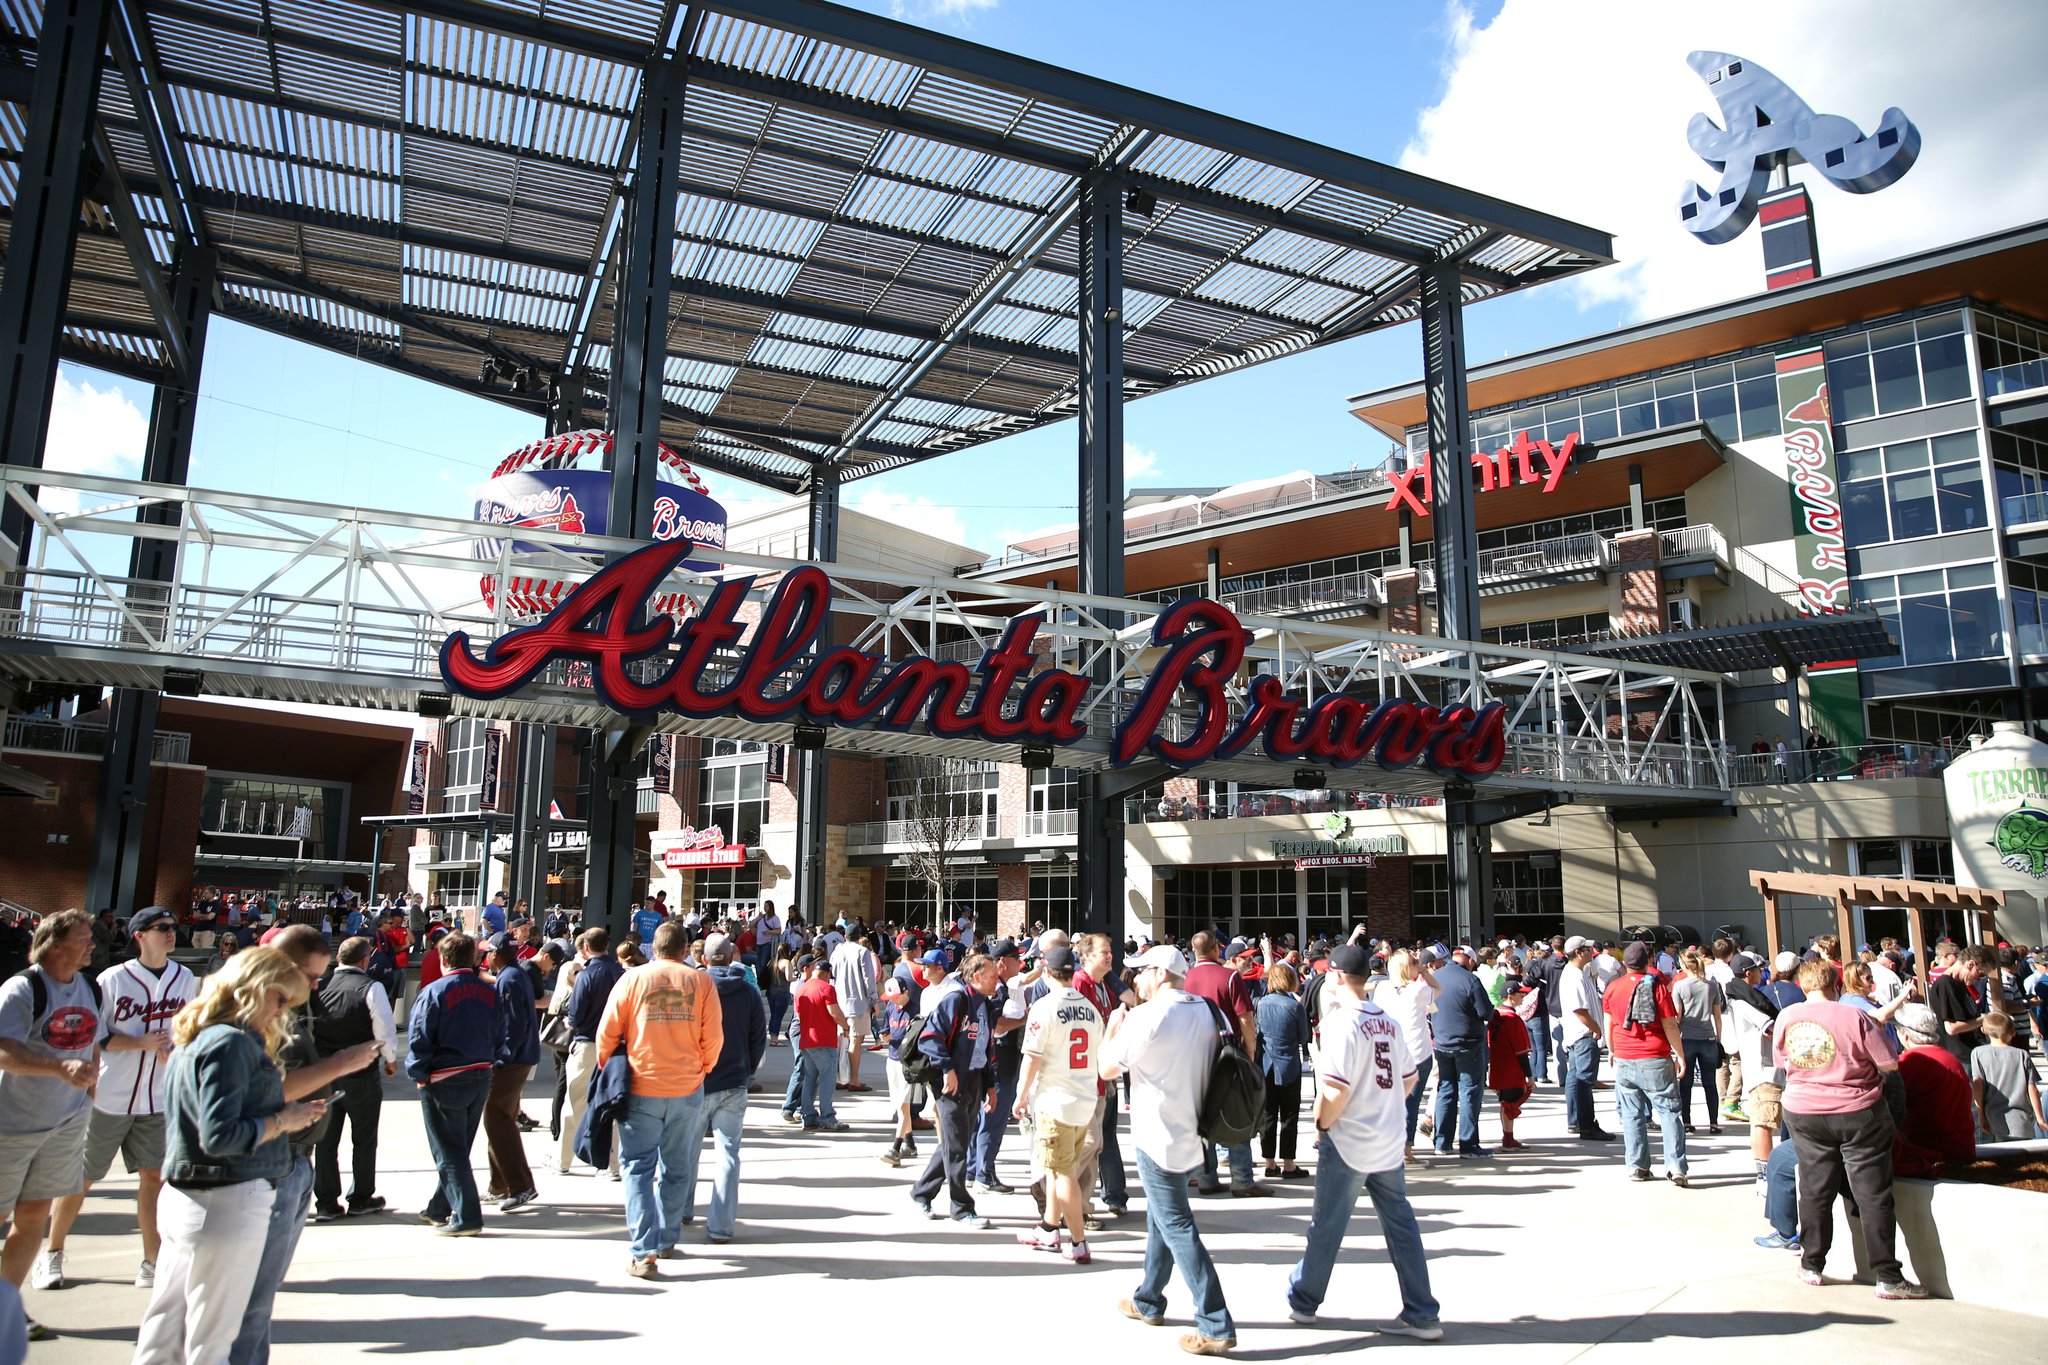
left=1489, top=978, right=1535, bottom=1151
left=878, top=978, right=921, bottom=1168
left=1970, top=1013, right=2046, bottom=1141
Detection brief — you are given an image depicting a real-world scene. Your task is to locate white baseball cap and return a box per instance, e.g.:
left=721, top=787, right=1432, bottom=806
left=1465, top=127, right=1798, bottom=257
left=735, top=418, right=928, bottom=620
left=1563, top=935, right=1590, bottom=954
left=1131, top=944, right=1190, bottom=977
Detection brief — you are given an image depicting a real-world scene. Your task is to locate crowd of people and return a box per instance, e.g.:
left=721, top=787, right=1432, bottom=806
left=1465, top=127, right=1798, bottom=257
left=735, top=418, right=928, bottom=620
left=3, top=892, right=2045, bottom=1359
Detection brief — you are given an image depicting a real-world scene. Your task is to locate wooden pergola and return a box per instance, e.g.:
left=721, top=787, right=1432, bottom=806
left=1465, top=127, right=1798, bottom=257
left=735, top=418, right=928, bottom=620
left=1747, top=870, right=2005, bottom=987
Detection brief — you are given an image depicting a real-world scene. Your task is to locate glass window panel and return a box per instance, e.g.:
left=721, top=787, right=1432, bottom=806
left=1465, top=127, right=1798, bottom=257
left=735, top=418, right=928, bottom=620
left=1656, top=390, right=1696, bottom=427
left=1917, top=311, right=1963, bottom=338
left=1736, top=376, right=1780, bottom=440
left=1617, top=380, right=1656, bottom=434
left=1887, top=472, right=1937, bottom=538
left=1825, top=331, right=1870, bottom=358
left=1884, top=440, right=1930, bottom=471
left=1919, top=333, right=1971, bottom=405
left=1841, top=481, right=1890, bottom=547
left=1829, top=354, right=1876, bottom=422
left=1930, top=430, right=1979, bottom=466
left=1694, top=362, right=1734, bottom=388
left=1947, top=562, right=1994, bottom=589
left=1898, top=569, right=1945, bottom=596
left=1872, top=343, right=1923, bottom=413
left=1735, top=355, right=1776, bottom=382
left=1697, top=383, right=1739, bottom=441
left=738, top=763, right=764, bottom=802
left=1871, top=321, right=1919, bottom=352
left=1900, top=595, right=1954, bottom=666
left=1869, top=601, right=1903, bottom=667
left=1935, top=463, right=1986, bottom=532
left=1948, top=586, right=2002, bottom=660
left=1581, top=406, right=1618, bottom=442
left=1841, top=448, right=1885, bottom=480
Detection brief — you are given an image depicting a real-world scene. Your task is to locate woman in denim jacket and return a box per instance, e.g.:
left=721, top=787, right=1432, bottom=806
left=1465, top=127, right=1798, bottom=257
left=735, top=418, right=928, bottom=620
left=1256, top=960, right=1312, bottom=1179
left=134, top=947, right=327, bottom=1364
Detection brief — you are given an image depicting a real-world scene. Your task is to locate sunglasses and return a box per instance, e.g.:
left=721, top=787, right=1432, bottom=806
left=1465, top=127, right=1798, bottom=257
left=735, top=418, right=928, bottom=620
left=141, top=923, right=177, bottom=934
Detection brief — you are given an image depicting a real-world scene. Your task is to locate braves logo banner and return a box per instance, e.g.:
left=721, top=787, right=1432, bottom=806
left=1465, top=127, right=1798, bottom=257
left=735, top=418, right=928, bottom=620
left=1775, top=345, right=1864, bottom=749
left=480, top=727, right=503, bottom=812
left=408, top=740, right=431, bottom=815
left=437, top=541, right=1508, bottom=779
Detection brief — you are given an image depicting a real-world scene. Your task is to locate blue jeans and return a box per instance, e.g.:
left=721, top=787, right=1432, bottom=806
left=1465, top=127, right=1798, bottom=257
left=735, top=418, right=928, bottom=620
left=683, top=1086, right=747, bottom=1239
left=420, top=1069, right=491, bottom=1232
left=618, top=1090, right=709, bottom=1259
left=1200, top=1139, right=1254, bottom=1190
left=1098, top=1103, right=1128, bottom=1210
left=1530, top=1015, right=1554, bottom=1083
left=1765, top=1139, right=1800, bottom=1240
left=1679, top=1038, right=1719, bottom=1125
left=971, top=1068, right=1019, bottom=1183
left=225, top=1153, right=312, bottom=1365
left=1286, top=1144, right=1440, bottom=1327
left=1431, top=1045, right=1486, bottom=1150
left=767, top=988, right=791, bottom=1041
left=1133, top=1151, right=1235, bottom=1342
left=1403, top=1056, right=1434, bottom=1146
left=796, top=1046, right=838, bottom=1125
left=1564, top=1035, right=1600, bottom=1132
left=1615, top=1057, right=1687, bottom=1175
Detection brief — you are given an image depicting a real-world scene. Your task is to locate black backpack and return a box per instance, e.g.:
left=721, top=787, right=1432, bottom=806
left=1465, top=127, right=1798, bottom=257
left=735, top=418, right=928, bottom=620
left=1197, top=999, right=1264, bottom=1147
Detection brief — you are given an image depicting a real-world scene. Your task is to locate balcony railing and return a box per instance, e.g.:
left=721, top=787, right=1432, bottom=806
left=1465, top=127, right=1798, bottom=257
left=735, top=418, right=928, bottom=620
left=1227, top=569, right=1384, bottom=620
left=1126, top=790, right=1443, bottom=824
left=1024, top=808, right=1079, bottom=838
left=1658, top=524, right=1730, bottom=567
left=1985, top=358, right=2048, bottom=399
left=1728, top=743, right=1946, bottom=787
left=4, top=716, right=192, bottom=765
left=2004, top=491, right=2048, bottom=529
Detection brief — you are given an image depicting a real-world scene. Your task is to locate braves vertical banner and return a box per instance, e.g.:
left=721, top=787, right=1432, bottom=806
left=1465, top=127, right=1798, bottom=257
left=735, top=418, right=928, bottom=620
left=480, top=727, right=504, bottom=812
left=408, top=740, right=431, bottom=815
left=651, top=733, right=674, bottom=794
left=766, top=743, right=787, bottom=784
left=1775, top=346, right=1865, bottom=749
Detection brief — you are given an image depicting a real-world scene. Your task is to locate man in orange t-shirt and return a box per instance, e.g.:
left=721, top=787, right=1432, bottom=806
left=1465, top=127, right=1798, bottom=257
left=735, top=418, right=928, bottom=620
left=595, top=920, right=724, bottom=1278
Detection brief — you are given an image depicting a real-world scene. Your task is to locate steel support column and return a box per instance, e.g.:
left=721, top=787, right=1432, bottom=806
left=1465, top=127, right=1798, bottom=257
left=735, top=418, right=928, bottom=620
left=0, top=0, right=113, bottom=551
left=86, top=248, right=215, bottom=919
left=1421, top=262, right=1489, bottom=946
left=508, top=724, right=557, bottom=916
left=794, top=464, right=840, bottom=921
left=585, top=57, right=685, bottom=937
left=1076, top=172, right=1125, bottom=938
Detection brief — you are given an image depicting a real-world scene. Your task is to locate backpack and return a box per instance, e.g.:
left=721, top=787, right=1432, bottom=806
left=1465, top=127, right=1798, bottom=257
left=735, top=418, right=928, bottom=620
left=9, top=964, right=102, bottom=1026
left=1196, top=999, right=1264, bottom=1147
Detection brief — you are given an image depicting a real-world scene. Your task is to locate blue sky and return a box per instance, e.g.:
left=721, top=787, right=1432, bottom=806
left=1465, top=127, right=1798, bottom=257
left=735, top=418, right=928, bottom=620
left=45, top=0, right=2048, bottom=560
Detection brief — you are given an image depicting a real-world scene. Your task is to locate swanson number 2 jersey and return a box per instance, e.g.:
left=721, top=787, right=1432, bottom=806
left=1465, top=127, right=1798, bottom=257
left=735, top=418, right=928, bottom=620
left=1021, top=984, right=1103, bottom=1126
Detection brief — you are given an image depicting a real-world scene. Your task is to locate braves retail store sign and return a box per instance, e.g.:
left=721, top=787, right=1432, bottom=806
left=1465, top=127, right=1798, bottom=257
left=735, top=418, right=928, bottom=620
left=439, top=541, right=1509, bottom=779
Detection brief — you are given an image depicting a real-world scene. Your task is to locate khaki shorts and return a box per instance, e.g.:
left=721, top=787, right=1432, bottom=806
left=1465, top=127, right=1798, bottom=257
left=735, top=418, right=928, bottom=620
left=1748, top=1082, right=1783, bottom=1130
left=84, top=1110, right=167, bottom=1183
left=1034, top=1118, right=1089, bottom=1175
left=0, top=1108, right=89, bottom=1215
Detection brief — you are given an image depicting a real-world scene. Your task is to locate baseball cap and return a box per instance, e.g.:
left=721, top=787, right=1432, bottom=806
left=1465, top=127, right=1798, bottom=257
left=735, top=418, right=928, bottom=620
left=919, top=949, right=949, bottom=967
left=485, top=931, right=514, bottom=956
left=1042, top=945, right=1077, bottom=971
left=989, top=936, right=1020, bottom=959
left=1773, top=950, right=1800, bottom=974
left=128, top=906, right=176, bottom=936
left=1622, top=941, right=1652, bottom=972
left=1502, top=976, right=1528, bottom=995
left=701, top=932, right=734, bottom=962
left=881, top=978, right=907, bottom=1001
left=1224, top=936, right=1251, bottom=959
left=1131, top=944, right=1190, bottom=976
left=1563, top=935, right=1590, bottom=954
left=1733, top=952, right=1764, bottom=973
left=1328, top=944, right=1370, bottom=976
left=541, top=939, right=572, bottom=961
left=1419, top=945, right=1448, bottom=965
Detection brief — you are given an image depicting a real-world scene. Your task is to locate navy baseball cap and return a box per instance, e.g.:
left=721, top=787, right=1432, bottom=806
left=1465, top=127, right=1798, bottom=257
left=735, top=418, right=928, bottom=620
left=128, top=907, right=177, bottom=935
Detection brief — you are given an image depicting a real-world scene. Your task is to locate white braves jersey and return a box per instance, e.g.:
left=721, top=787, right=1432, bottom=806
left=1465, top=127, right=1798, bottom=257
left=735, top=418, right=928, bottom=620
left=94, top=959, right=195, bottom=1115
left=1021, top=984, right=1102, bottom=1126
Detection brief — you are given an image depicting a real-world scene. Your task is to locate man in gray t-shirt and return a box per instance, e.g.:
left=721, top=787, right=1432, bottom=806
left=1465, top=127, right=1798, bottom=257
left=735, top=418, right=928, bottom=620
left=0, top=910, right=101, bottom=1324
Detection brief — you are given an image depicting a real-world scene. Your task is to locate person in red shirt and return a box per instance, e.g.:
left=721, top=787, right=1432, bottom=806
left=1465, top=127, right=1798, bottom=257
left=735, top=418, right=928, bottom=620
left=1890, top=1002, right=1976, bottom=1178
left=1600, top=941, right=1689, bottom=1185
left=1488, top=981, right=1535, bottom=1150
left=1182, top=931, right=1268, bottom=1197
left=787, top=959, right=848, bottom=1131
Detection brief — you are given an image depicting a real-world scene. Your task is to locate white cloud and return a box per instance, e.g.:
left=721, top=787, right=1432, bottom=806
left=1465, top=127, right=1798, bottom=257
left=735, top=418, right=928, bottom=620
left=1125, top=441, right=1164, bottom=482
left=1401, top=0, right=2048, bottom=321
left=888, top=0, right=997, bottom=23
left=43, top=372, right=149, bottom=513
left=849, top=487, right=973, bottom=548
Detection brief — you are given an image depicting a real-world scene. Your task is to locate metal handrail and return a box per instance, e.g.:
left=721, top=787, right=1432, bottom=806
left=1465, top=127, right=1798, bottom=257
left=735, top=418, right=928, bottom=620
left=1985, top=358, right=2048, bottom=398
left=2004, top=491, right=2048, bottom=529
left=1226, top=569, right=1384, bottom=619
left=1728, top=743, right=1946, bottom=786
left=1657, top=524, right=1729, bottom=563
left=1127, top=790, right=1443, bottom=824
left=4, top=715, right=192, bottom=764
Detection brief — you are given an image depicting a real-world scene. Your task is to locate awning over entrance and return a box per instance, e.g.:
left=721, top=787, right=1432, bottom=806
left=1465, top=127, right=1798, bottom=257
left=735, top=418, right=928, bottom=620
left=1748, top=869, right=2004, bottom=987
left=1585, top=607, right=1895, bottom=674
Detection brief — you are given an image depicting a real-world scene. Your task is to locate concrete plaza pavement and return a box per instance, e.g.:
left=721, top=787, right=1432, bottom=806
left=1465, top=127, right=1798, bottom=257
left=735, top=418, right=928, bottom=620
left=25, top=1042, right=2036, bottom=1364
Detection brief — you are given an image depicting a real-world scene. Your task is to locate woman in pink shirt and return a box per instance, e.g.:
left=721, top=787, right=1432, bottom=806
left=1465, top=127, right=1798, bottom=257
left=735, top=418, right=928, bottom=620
left=1773, top=959, right=1928, bottom=1301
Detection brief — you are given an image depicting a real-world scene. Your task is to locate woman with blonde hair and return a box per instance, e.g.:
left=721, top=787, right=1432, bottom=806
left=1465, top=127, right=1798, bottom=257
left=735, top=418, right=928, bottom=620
left=1377, top=949, right=1437, bottom=1160
left=1672, top=948, right=1725, bottom=1134
left=134, top=947, right=327, bottom=1365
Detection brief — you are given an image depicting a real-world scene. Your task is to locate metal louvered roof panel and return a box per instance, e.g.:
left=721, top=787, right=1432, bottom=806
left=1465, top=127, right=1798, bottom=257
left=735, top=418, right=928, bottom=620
left=11, top=0, right=1608, bottom=496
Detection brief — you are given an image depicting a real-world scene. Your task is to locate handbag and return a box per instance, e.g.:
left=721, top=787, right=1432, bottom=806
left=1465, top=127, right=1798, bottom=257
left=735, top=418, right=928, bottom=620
left=539, top=1010, right=574, bottom=1053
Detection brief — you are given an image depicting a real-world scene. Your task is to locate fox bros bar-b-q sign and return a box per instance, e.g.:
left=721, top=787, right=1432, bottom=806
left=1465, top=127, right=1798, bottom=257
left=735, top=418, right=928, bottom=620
left=439, top=541, right=1508, bottom=779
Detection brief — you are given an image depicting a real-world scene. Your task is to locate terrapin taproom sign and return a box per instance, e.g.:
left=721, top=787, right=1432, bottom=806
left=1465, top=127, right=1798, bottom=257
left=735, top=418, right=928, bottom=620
left=438, top=541, right=1510, bottom=778
left=1775, top=346, right=1865, bottom=748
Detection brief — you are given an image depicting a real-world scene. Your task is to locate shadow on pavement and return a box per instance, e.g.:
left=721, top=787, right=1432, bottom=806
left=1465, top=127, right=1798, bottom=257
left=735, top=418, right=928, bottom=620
left=1219, top=1309, right=1893, bottom=1360
left=271, top=1315, right=639, bottom=1353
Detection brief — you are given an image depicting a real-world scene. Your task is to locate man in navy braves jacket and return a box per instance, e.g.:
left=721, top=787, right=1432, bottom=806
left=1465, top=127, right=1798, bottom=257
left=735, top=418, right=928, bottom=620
left=405, top=932, right=504, bottom=1235
left=909, top=952, right=999, bottom=1228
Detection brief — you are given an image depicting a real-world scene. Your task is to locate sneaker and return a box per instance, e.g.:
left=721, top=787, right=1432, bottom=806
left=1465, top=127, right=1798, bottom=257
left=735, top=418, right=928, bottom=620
left=706, top=1233, right=731, bottom=1245
left=29, top=1250, right=62, bottom=1291
left=912, top=1197, right=940, bottom=1220
left=1287, top=1307, right=1317, bottom=1325
left=628, top=1256, right=659, bottom=1279
left=1876, top=1280, right=1931, bottom=1300
left=500, top=1189, right=539, bottom=1212
left=1230, top=1183, right=1273, bottom=1198
left=982, top=1179, right=1016, bottom=1195
left=1664, top=1169, right=1689, bottom=1189
left=24, top=1320, right=50, bottom=1343
left=1459, top=1145, right=1492, bottom=1160
left=347, top=1196, right=388, bottom=1215
left=1378, top=1320, right=1446, bottom=1342
left=1101, top=1205, right=1127, bottom=1220
left=435, top=1224, right=480, bottom=1237
left=1753, top=1233, right=1802, bottom=1251
left=1178, top=1332, right=1236, bottom=1356
left=951, top=1211, right=992, bottom=1230
left=135, top=1260, right=156, bottom=1290
left=311, top=1204, right=347, bottom=1223
left=418, top=1212, right=449, bottom=1228
left=1577, top=1128, right=1616, bottom=1142
left=1432, top=1144, right=1453, bottom=1157
left=1629, top=1167, right=1653, bottom=1182
left=1062, top=1240, right=1092, bottom=1265
left=1196, top=1181, right=1225, bottom=1195
left=659, top=1245, right=685, bottom=1259
left=818, top=1120, right=849, bottom=1133
left=879, top=1143, right=905, bottom=1168
left=1797, top=1267, right=1825, bottom=1286
left=1722, top=1102, right=1749, bottom=1122
left=781, top=1111, right=803, bottom=1126
left=1017, top=1224, right=1063, bottom=1252
left=1117, top=1298, right=1165, bottom=1326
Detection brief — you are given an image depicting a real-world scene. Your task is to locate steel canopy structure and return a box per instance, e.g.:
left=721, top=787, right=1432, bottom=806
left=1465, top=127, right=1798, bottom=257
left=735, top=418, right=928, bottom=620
left=7, top=0, right=1611, bottom=495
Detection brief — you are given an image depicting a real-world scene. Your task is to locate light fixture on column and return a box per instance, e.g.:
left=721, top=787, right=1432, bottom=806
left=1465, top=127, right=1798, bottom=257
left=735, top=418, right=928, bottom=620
left=792, top=721, right=827, bottom=751
left=416, top=691, right=454, bottom=719
left=1124, top=186, right=1156, bottom=217
left=1292, top=767, right=1327, bottom=789
left=160, top=667, right=204, bottom=697
left=1020, top=741, right=1054, bottom=770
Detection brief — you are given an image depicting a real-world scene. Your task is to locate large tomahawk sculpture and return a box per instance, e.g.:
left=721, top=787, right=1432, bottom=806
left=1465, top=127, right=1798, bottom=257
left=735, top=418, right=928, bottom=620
left=1676, top=51, right=1920, bottom=245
